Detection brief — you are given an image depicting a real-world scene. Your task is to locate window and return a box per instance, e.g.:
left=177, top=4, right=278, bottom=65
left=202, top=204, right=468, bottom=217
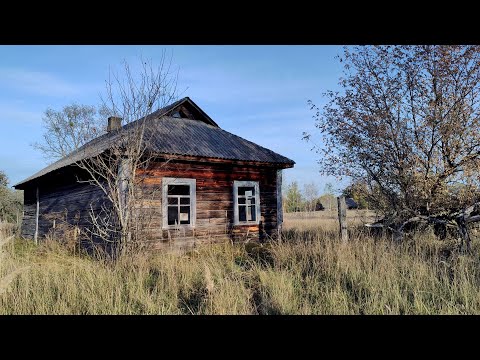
left=171, top=110, right=187, bottom=118
left=162, top=177, right=196, bottom=229
left=233, top=181, right=260, bottom=225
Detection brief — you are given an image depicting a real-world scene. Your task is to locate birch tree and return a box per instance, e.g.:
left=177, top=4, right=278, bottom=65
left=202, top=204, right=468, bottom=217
left=303, top=182, right=319, bottom=212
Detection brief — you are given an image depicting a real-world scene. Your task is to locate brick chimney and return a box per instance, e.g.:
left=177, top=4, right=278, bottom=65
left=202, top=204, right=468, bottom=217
left=107, top=116, right=122, bottom=132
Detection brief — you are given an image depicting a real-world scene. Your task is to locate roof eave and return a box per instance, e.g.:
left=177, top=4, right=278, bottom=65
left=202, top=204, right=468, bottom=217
left=153, top=152, right=295, bottom=168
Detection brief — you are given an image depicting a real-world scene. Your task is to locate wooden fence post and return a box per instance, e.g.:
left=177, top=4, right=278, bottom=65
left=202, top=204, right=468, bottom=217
left=277, top=169, right=283, bottom=242
left=337, top=196, right=348, bottom=243
left=34, top=186, right=39, bottom=245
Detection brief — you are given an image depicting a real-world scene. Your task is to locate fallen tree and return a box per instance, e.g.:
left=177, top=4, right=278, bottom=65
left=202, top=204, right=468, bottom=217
left=366, top=202, right=480, bottom=250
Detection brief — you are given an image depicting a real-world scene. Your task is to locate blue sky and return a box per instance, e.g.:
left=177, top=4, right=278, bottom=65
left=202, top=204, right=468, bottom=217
left=0, top=45, right=347, bottom=193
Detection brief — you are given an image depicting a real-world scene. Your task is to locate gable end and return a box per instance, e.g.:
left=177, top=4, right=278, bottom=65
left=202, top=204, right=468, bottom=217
left=164, top=97, right=219, bottom=127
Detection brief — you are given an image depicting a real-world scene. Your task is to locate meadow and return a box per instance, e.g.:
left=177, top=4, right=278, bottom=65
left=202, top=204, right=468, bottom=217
left=1, top=211, right=480, bottom=315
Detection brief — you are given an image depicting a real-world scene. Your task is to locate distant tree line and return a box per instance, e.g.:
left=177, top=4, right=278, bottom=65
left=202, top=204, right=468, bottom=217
left=282, top=179, right=374, bottom=213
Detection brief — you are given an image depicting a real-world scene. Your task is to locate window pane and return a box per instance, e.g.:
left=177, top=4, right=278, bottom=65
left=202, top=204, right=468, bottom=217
left=179, top=206, right=190, bottom=224
left=180, top=197, right=190, bottom=205
left=167, top=197, right=178, bottom=205
left=168, top=206, right=179, bottom=225
left=239, top=205, right=246, bottom=222
left=168, top=184, right=190, bottom=196
left=247, top=197, right=255, bottom=205
left=238, top=186, right=255, bottom=196
left=248, top=205, right=256, bottom=221
left=238, top=197, right=246, bottom=205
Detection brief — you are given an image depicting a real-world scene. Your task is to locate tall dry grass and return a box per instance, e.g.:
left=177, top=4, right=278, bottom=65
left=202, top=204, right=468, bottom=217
left=282, top=210, right=379, bottom=231
left=1, top=214, right=480, bottom=314
left=0, top=222, right=28, bottom=298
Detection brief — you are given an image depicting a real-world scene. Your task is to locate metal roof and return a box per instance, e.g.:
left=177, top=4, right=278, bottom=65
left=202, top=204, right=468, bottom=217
left=14, top=97, right=294, bottom=188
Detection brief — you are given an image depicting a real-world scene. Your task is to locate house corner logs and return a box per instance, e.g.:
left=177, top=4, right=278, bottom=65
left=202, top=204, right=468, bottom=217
left=34, top=186, right=39, bottom=245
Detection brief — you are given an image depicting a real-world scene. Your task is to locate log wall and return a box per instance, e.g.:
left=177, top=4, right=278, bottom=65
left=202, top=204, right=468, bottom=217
left=20, top=159, right=281, bottom=251
left=136, top=159, right=279, bottom=249
left=21, top=169, right=109, bottom=241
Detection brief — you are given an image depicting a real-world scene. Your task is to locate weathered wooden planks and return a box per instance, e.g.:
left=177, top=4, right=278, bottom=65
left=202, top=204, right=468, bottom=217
left=20, top=169, right=109, bottom=241
left=20, top=156, right=282, bottom=246
left=137, top=159, right=279, bottom=242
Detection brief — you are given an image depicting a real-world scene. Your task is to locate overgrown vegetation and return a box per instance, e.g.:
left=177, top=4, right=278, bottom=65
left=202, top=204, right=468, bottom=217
left=2, top=214, right=480, bottom=315
left=0, top=170, right=23, bottom=226
left=305, top=45, right=480, bottom=249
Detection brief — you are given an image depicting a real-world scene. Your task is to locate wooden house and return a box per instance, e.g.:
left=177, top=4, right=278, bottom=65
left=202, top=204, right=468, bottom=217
left=14, top=98, right=295, bottom=250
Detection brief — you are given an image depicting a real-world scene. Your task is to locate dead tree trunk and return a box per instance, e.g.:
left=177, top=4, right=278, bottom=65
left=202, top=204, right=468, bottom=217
left=118, top=157, right=132, bottom=246
left=456, top=215, right=471, bottom=252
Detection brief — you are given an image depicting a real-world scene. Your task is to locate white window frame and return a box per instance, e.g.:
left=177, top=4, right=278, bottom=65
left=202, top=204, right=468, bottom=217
left=233, top=180, right=261, bottom=225
left=162, top=177, right=196, bottom=230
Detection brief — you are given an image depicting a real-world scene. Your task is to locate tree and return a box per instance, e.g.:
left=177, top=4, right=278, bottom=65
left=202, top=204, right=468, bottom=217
left=324, top=182, right=334, bottom=196
left=321, top=182, right=335, bottom=211
left=0, top=171, right=7, bottom=187
left=76, top=55, right=178, bottom=252
left=342, top=180, right=370, bottom=209
left=305, top=46, right=480, bottom=249
left=283, top=181, right=304, bottom=212
left=0, top=171, right=23, bottom=225
left=303, top=182, right=319, bottom=212
left=33, top=104, right=108, bottom=161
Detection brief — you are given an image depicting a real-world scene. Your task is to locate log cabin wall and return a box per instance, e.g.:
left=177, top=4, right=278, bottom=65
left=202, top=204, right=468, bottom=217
left=136, top=159, right=279, bottom=249
left=22, top=186, right=37, bottom=239
left=20, top=159, right=281, bottom=251
left=21, top=168, right=109, bottom=241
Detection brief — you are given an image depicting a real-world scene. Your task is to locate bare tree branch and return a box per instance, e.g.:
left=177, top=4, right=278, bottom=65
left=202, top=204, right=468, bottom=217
left=306, top=46, right=480, bottom=249
left=75, top=53, right=179, bottom=254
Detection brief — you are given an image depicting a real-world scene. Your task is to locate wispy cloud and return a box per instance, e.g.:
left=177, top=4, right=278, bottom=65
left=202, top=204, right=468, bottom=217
left=0, top=68, right=89, bottom=97
left=0, top=103, right=41, bottom=125
left=179, top=67, right=319, bottom=106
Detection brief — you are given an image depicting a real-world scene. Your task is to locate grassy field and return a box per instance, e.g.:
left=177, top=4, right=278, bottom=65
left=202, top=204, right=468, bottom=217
left=282, top=210, right=379, bottom=231
left=2, top=212, right=480, bottom=314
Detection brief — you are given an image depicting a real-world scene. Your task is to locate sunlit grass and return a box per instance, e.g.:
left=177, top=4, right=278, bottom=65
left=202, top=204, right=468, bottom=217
left=1, top=214, right=480, bottom=314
